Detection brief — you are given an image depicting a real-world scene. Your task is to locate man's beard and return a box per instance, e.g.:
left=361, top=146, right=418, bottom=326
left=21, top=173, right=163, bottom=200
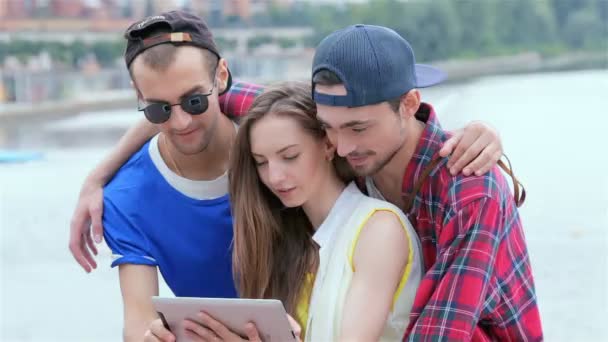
left=351, top=142, right=402, bottom=177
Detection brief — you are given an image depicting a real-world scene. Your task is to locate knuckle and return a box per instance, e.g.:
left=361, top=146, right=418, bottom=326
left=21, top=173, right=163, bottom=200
left=200, top=328, right=213, bottom=338
left=470, top=121, right=484, bottom=131
left=468, top=159, right=481, bottom=169
left=453, top=146, right=465, bottom=157
left=69, top=217, right=80, bottom=230
left=89, top=205, right=101, bottom=215
left=463, top=148, right=475, bottom=158
left=209, top=322, right=222, bottom=333
left=479, top=149, right=491, bottom=160
left=68, top=240, right=79, bottom=252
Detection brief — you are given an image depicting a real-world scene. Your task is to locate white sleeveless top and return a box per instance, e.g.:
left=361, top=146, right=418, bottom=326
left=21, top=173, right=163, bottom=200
left=304, top=182, right=424, bottom=341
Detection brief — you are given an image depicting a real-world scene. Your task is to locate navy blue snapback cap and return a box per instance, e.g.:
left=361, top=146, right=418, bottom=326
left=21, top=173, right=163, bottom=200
left=312, top=24, right=446, bottom=107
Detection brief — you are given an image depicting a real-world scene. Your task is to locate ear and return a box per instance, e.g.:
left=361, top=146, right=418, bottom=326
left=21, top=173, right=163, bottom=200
left=217, top=58, right=229, bottom=93
left=323, top=136, right=336, bottom=161
left=130, top=79, right=145, bottom=102
left=132, top=85, right=144, bottom=102
left=399, top=89, right=421, bottom=120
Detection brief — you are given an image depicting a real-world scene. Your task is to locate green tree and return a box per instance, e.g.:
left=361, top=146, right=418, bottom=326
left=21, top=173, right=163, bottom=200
left=411, top=0, right=462, bottom=61
left=277, top=38, right=297, bottom=49
left=563, top=6, right=607, bottom=49
left=454, top=0, right=499, bottom=56
left=549, top=0, right=597, bottom=27
left=495, top=0, right=557, bottom=50
left=247, top=36, right=274, bottom=50
left=92, top=41, right=123, bottom=67
left=70, top=40, right=88, bottom=66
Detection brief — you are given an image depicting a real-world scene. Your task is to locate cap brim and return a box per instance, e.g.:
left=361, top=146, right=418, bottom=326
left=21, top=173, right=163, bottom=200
left=415, top=64, right=446, bottom=88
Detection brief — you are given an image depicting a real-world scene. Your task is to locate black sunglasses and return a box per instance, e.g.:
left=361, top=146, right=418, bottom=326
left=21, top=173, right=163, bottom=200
left=138, top=81, right=217, bottom=124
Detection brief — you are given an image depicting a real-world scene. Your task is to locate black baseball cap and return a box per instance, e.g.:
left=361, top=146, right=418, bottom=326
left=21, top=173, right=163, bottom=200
left=124, top=10, right=232, bottom=95
left=312, top=24, right=446, bottom=107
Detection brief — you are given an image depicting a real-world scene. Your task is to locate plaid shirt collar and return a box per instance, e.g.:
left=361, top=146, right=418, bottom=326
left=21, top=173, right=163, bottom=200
left=401, top=103, right=447, bottom=210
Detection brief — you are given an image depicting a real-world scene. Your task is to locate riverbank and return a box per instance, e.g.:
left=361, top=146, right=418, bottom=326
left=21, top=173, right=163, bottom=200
left=436, top=50, right=606, bottom=83
left=0, top=50, right=605, bottom=128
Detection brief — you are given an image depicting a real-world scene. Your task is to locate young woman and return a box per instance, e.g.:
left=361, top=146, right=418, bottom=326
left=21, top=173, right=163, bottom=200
left=226, top=82, right=424, bottom=341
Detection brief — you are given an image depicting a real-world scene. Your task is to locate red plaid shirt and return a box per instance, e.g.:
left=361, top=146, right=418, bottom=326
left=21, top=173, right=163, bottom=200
left=219, top=84, right=543, bottom=341
left=218, top=80, right=264, bottom=120
left=398, top=104, right=542, bottom=341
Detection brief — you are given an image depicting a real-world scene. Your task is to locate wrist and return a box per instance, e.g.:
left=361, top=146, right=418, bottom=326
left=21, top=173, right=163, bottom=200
left=85, top=167, right=110, bottom=188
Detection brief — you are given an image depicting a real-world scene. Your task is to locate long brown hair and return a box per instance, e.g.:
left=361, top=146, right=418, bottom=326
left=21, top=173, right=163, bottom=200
left=228, top=82, right=352, bottom=315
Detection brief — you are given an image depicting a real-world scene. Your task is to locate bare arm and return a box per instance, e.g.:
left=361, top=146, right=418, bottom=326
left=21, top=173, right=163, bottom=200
left=119, top=264, right=160, bottom=342
left=339, top=211, right=410, bottom=342
left=68, top=118, right=158, bottom=272
left=92, top=118, right=159, bottom=184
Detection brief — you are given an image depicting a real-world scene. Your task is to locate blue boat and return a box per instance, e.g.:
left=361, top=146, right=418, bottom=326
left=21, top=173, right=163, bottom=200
left=0, top=150, right=44, bottom=163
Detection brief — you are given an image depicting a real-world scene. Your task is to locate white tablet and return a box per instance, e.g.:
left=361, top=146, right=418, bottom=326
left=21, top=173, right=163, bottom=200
left=152, top=297, right=297, bottom=342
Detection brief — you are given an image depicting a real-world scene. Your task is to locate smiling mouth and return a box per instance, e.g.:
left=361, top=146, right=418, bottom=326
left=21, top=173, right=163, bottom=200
left=276, top=187, right=296, bottom=195
left=176, top=128, right=198, bottom=136
left=347, top=155, right=368, bottom=164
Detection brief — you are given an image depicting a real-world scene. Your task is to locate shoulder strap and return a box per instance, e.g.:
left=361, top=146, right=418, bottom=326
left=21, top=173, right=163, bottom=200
left=403, top=154, right=526, bottom=213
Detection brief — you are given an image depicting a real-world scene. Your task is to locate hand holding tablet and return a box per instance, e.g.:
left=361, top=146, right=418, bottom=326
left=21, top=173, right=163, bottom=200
left=152, top=297, right=298, bottom=342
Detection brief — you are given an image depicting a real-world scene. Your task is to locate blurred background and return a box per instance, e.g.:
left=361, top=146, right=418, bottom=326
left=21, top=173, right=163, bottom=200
left=0, top=0, right=607, bottom=341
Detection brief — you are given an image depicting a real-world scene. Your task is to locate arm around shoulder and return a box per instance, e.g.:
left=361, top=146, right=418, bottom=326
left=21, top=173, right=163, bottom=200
left=68, top=118, right=157, bottom=272
left=93, top=118, right=158, bottom=184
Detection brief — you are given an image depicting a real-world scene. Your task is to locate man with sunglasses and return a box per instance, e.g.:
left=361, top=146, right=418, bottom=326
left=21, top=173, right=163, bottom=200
left=94, top=11, right=253, bottom=341
left=68, top=11, right=506, bottom=341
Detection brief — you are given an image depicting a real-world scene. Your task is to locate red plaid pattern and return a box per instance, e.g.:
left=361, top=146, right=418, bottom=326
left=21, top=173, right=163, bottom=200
left=218, top=80, right=264, bottom=120
left=401, top=104, right=542, bottom=341
left=219, top=84, right=542, bottom=341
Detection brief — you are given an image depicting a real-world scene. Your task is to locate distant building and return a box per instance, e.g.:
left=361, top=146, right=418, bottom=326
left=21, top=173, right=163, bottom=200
left=250, top=0, right=269, bottom=15
left=100, top=0, right=122, bottom=19
left=153, top=0, right=179, bottom=13
left=50, top=0, right=85, bottom=18
left=223, top=0, right=251, bottom=20
left=129, top=0, right=149, bottom=19
left=273, top=0, right=294, bottom=8
left=185, top=0, right=209, bottom=17
left=0, top=0, right=7, bottom=18
left=187, top=0, right=262, bottom=23
left=4, top=0, right=28, bottom=18
left=0, top=81, right=6, bottom=103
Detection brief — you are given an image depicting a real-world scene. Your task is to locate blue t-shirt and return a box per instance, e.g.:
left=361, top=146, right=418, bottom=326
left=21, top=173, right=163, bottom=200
left=103, top=140, right=237, bottom=298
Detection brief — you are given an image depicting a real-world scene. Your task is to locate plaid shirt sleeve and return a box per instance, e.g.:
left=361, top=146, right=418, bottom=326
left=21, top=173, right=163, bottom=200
left=218, top=80, right=265, bottom=120
left=407, top=197, right=541, bottom=341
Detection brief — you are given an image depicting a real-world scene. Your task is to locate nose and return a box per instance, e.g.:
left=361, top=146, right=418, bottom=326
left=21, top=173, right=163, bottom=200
left=335, top=134, right=357, bottom=157
left=267, top=161, right=287, bottom=187
left=168, top=106, right=192, bottom=131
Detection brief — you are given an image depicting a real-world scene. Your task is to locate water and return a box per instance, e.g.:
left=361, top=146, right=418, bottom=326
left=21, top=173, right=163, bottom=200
left=1, top=70, right=607, bottom=341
